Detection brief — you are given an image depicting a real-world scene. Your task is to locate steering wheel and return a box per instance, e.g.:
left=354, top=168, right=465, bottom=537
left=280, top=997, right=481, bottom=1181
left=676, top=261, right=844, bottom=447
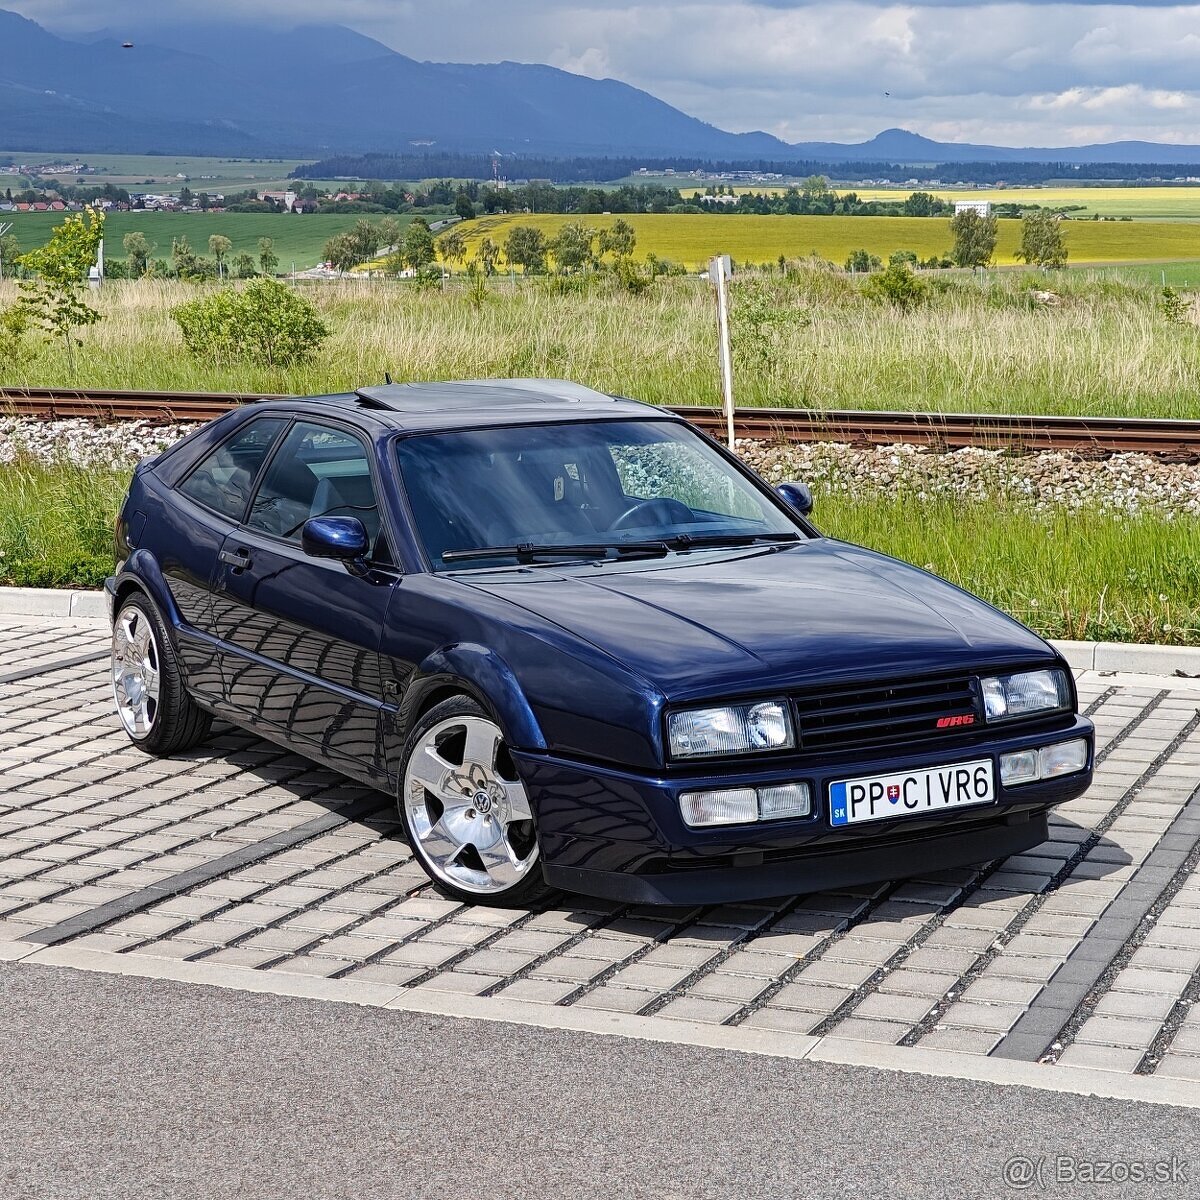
left=610, top=497, right=694, bottom=531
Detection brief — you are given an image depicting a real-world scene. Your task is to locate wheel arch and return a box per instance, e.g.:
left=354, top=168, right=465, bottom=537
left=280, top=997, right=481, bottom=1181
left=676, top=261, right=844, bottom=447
left=400, top=644, right=548, bottom=753
left=112, top=551, right=186, bottom=636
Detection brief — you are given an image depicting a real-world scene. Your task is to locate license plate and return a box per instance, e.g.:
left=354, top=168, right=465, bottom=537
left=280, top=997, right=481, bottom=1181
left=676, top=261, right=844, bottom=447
left=829, top=759, right=994, bottom=827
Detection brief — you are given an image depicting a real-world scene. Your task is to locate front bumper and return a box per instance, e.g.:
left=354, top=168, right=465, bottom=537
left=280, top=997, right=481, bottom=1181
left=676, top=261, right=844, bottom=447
left=516, top=714, right=1094, bottom=904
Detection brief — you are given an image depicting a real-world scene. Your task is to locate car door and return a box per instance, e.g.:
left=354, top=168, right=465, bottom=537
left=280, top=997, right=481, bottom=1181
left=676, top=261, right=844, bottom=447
left=162, top=414, right=289, bottom=700
left=210, top=418, right=398, bottom=784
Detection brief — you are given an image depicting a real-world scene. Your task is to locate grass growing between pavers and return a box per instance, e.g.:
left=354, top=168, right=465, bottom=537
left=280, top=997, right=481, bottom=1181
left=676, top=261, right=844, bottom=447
left=3, top=456, right=1198, bottom=644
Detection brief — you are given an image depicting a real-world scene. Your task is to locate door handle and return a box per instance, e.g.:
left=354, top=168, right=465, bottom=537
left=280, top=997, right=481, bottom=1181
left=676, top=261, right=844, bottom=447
left=219, top=548, right=252, bottom=570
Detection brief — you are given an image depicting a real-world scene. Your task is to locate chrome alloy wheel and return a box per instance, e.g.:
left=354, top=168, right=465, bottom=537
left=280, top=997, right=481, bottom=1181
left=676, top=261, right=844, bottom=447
left=404, top=714, right=539, bottom=895
left=111, top=606, right=161, bottom=738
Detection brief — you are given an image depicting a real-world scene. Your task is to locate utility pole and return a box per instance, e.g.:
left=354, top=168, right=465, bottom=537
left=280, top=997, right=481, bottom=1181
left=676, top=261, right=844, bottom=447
left=709, top=254, right=735, bottom=448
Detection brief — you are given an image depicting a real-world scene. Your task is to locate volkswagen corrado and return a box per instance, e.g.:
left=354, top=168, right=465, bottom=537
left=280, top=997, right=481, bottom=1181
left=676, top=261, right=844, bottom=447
left=107, top=379, right=1094, bottom=906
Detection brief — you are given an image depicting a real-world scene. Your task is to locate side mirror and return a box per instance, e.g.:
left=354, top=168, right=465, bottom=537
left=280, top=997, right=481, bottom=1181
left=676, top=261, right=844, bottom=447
left=301, top=516, right=369, bottom=575
left=775, top=481, right=814, bottom=517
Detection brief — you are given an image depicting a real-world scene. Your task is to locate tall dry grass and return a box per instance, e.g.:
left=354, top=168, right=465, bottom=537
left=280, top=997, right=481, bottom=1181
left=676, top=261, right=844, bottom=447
left=1, top=269, right=1199, bottom=417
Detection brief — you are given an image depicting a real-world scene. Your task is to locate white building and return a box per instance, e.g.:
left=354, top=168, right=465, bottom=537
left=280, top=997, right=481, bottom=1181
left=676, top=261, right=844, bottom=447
left=954, top=199, right=992, bottom=218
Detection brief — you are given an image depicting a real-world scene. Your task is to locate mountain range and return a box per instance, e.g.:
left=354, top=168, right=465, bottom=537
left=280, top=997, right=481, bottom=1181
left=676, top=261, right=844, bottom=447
left=4, top=9, right=1200, bottom=166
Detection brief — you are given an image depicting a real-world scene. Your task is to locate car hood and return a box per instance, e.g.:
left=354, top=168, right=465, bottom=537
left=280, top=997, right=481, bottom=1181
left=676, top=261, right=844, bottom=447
left=457, top=539, right=1057, bottom=701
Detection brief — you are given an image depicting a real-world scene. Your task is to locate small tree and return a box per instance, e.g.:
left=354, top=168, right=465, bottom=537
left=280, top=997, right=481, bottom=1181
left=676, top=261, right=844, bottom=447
left=0, top=231, right=20, bottom=281
left=598, top=218, right=636, bottom=263
left=16, top=208, right=105, bottom=370
left=902, top=191, right=938, bottom=217
left=377, top=216, right=405, bottom=253
left=950, top=209, right=998, bottom=268
left=0, top=302, right=30, bottom=370
left=258, top=237, right=279, bottom=276
left=475, top=237, right=500, bottom=277
left=122, top=231, right=153, bottom=278
left=437, top=228, right=467, bottom=272
left=550, top=223, right=596, bottom=272
left=171, top=235, right=198, bottom=279
left=172, top=277, right=329, bottom=367
left=1015, top=210, right=1067, bottom=269
left=208, top=234, right=233, bottom=277
left=324, top=233, right=361, bottom=275
left=400, top=222, right=436, bottom=271
left=454, top=192, right=475, bottom=221
left=844, top=248, right=882, bottom=273
left=233, top=253, right=257, bottom=279
left=504, top=225, right=548, bottom=274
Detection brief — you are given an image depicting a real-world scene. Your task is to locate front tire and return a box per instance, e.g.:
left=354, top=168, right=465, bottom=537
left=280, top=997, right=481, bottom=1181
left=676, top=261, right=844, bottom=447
left=111, top=592, right=211, bottom=756
left=398, top=696, right=551, bottom=907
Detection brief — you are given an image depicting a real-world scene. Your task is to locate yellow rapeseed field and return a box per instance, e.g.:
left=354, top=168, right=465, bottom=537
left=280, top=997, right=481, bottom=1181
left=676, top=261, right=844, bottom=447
left=709, top=185, right=1200, bottom=219
left=457, top=213, right=1200, bottom=269
left=826, top=186, right=1200, bottom=220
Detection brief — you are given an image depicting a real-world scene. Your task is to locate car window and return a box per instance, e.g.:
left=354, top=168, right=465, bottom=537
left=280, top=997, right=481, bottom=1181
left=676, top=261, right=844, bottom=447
left=394, top=419, right=798, bottom=569
left=609, top=440, right=764, bottom=521
left=247, top=420, right=384, bottom=553
left=178, top=417, right=286, bottom=521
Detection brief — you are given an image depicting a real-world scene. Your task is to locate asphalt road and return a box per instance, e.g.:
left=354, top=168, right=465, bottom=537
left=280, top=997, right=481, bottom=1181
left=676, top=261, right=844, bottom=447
left=1, top=962, right=1196, bottom=1200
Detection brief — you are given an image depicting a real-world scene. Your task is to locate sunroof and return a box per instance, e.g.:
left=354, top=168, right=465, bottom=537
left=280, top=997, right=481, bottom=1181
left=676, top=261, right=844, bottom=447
left=354, top=379, right=618, bottom=411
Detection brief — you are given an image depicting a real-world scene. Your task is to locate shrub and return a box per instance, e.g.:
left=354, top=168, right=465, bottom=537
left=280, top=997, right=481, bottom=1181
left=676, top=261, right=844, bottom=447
left=171, top=278, right=330, bottom=367
left=0, top=303, right=31, bottom=370
left=862, top=261, right=928, bottom=311
left=844, top=248, right=882, bottom=273
left=1161, top=286, right=1188, bottom=325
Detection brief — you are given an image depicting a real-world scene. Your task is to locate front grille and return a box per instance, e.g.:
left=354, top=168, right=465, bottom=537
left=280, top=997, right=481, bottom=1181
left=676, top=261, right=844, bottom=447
left=793, top=674, right=980, bottom=754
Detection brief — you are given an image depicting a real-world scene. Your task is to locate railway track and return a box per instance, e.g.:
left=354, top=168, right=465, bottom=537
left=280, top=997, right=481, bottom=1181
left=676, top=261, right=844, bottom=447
left=4, top=386, right=1200, bottom=458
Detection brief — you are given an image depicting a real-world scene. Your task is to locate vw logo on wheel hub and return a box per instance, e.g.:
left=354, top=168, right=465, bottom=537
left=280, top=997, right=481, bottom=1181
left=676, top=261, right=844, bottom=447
left=473, top=790, right=493, bottom=814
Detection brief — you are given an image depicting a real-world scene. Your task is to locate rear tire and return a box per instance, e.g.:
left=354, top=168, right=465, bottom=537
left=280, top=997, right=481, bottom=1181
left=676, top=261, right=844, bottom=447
left=111, top=592, right=211, bottom=756
left=398, top=695, right=552, bottom=908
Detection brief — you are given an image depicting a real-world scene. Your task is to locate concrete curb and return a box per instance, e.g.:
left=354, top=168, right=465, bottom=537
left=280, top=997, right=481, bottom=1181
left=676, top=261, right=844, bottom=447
left=0, top=586, right=106, bottom=619
left=1, top=586, right=1198, bottom=676
left=10, top=941, right=1200, bottom=1109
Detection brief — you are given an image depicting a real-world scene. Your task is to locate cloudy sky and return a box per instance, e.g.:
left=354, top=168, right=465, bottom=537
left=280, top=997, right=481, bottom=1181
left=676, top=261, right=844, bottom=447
left=9, top=0, right=1200, bottom=147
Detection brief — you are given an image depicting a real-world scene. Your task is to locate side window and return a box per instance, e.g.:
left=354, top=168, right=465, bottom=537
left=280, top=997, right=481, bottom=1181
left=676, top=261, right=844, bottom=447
left=247, top=421, right=384, bottom=553
left=609, top=441, right=764, bottom=521
left=179, top=417, right=286, bottom=521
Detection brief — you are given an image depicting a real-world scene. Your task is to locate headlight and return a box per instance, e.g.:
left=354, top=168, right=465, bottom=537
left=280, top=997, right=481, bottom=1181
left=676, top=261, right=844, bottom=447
left=981, top=669, right=1069, bottom=722
left=668, top=700, right=795, bottom=758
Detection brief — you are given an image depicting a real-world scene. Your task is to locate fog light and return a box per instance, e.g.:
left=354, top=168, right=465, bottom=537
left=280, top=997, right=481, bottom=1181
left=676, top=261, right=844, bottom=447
left=758, top=783, right=812, bottom=821
left=680, top=787, right=758, bottom=828
left=1001, top=739, right=1089, bottom=787
left=1000, top=749, right=1040, bottom=786
left=1039, top=739, right=1089, bottom=779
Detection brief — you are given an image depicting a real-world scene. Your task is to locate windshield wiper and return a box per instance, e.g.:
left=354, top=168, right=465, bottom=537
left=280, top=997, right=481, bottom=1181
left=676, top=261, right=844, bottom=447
left=663, top=532, right=802, bottom=550
left=442, top=541, right=671, bottom=564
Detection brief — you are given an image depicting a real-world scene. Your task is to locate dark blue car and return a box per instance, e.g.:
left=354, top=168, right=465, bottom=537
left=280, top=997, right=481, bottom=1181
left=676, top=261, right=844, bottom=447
left=107, top=379, right=1094, bottom=906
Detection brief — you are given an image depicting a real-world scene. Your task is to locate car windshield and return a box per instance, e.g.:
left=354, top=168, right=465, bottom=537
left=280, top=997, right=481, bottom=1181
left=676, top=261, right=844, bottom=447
left=394, top=419, right=802, bottom=570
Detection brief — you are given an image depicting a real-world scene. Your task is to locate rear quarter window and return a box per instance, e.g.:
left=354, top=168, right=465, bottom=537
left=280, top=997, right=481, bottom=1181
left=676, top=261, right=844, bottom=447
left=178, top=417, right=286, bottom=521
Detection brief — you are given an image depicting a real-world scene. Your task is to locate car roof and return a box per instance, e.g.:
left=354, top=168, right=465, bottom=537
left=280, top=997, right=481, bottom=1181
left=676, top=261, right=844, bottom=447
left=249, top=378, right=676, bottom=434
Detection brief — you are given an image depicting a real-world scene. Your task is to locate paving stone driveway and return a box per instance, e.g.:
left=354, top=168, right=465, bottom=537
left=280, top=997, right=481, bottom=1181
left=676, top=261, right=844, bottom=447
left=3, top=616, right=1200, bottom=1083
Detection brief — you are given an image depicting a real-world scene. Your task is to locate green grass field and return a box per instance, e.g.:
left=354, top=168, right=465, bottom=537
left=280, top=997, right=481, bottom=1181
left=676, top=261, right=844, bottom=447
left=460, top=213, right=1200, bottom=269
left=0, top=150, right=306, bottom=192
left=1, top=212, right=413, bottom=269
